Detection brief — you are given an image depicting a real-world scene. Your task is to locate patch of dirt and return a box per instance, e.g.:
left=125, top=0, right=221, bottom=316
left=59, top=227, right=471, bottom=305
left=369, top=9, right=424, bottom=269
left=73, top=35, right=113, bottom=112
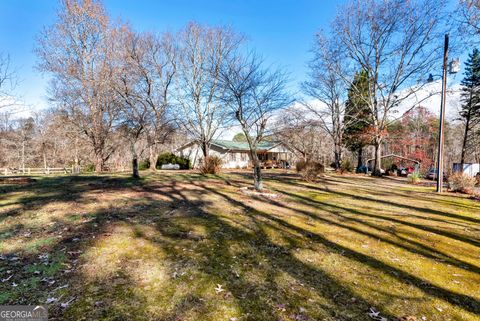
left=239, top=186, right=281, bottom=199
left=0, top=177, right=36, bottom=184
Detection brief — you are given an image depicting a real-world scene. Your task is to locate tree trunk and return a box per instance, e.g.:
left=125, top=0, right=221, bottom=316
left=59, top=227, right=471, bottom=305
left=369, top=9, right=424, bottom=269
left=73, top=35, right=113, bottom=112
left=72, top=137, right=80, bottom=174
left=250, top=151, right=263, bottom=191
left=253, top=162, right=263, bottom=191
left=130, top=141, right=139, bottom=179
left=460, top=114, right=471, bottom=170
left=132, top=157, right=139, bottom=179
left=201, top=141, right=209, bottom=158
left=93, top=143, right=104, bottom=173
left=95, top=158, right=103, bottom=173
left=149, top=145, right=158, bottom=171
left=334, top=148, right=341, bottom=170
left=21, top=140, right=26, bottom=173
left=372, top=140, right=382, bottom=176
left=43, top=145, right=47, bottom=172
left=356, top=146, right=363, bottom=172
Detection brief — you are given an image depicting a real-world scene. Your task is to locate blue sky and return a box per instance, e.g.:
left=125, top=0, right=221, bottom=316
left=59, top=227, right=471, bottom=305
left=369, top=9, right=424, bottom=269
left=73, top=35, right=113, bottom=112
left=0, top=0, right=344, bottom=112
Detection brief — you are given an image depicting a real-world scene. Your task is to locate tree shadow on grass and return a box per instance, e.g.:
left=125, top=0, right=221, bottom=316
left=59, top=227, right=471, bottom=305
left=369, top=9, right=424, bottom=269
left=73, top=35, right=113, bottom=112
left=266, top=188, right=480, bottom=275
left=1, top=173, right=479, bottom=320
left=141, top=180, right=399, bottom=321
left=0, top=175, right=146, bottom=303
left=289, top=177, right=480, bottom=226
left=192, top=181, right=480, bottom=317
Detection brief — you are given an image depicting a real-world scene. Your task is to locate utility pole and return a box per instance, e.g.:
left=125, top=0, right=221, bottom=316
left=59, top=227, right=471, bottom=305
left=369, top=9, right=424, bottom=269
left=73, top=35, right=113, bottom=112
left=436, top=34, right=448, bottom=193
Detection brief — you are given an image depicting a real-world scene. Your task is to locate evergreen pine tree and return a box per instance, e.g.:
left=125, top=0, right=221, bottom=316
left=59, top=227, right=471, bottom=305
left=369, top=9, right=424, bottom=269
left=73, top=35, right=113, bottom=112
left=460, top=48, right=480, bottom=165
left=343, top=70, right=372, bottom=171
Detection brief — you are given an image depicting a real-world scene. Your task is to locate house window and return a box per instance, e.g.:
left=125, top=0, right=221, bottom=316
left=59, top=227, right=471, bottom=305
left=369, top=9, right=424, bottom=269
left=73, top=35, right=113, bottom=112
left=230, top=153, right=236, bottom=161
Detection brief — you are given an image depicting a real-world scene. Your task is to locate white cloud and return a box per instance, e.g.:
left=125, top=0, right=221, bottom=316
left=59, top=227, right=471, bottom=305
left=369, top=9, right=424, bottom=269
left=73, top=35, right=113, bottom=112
left=0, top=94, right=41, bottom=118
left=395, top=80, right=462, bottom=121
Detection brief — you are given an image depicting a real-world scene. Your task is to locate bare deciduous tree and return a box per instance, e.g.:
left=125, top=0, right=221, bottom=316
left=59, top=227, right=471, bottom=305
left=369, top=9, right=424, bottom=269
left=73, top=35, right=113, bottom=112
left=0, top=53, right=17, bottom=111
left=274, top=106, right=330, bottom=163
left=303, top=35, right=347, bottom=169
left=36, top=0, right=119, bottom=172
left=457, top=0, right=480, bottom=38
left=110, top=25, right=151, bottom=178
left=111, top=26, right=179, bottom=177
left=129, top=31, right=177, bottom=171
left=331, top=0, right=447, bottom=175
left=174, top=22, right=243, bottom=161
left=220, top=52, right=291, bottom=190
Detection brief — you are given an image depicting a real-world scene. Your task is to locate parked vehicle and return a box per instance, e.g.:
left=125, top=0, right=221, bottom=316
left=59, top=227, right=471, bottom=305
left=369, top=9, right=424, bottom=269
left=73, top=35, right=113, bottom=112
left=425, top=168, right=447, bottom=181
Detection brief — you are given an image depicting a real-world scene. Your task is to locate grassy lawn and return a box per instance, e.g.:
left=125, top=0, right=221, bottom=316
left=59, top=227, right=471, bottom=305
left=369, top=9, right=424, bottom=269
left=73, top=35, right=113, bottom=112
left=0, top=170, right=479, bottom=321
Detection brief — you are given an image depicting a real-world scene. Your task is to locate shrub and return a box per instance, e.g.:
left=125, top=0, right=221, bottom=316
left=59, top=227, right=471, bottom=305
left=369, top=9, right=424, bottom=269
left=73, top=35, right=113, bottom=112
left=156, top=153, right=190, bottom=170
left=199, top=156, right=222, bottom=175
left=381, top=158, right=394, bottom=172
left=340, top=159, right=353, bottom=173
left=138, top=159, right=150, bottom=170
left=296, top=161, right=325, bottom=182
left=448, top=172, right=477, bottom=194
left=407, top=171, right=421, bottom=184
left=295, top=160, right=307, bottom=173
left=84, top=164, right=95, bottom=172
left=476, top=173, right=480, bottom=186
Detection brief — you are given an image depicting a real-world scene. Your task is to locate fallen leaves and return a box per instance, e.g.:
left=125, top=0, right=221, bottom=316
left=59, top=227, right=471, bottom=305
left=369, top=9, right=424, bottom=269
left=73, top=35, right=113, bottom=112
left=60, top=296, right=76, bottom=308
left=214, top=284, right=224, bottom=294
left=1, top=274, right=14, bottom=282
left=368, top=307, right=387, bottom=321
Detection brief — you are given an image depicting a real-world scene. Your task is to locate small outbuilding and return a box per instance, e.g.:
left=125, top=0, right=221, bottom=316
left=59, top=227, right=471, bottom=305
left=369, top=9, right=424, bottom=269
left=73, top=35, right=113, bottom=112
left=452, top=163, right=480, bottom=177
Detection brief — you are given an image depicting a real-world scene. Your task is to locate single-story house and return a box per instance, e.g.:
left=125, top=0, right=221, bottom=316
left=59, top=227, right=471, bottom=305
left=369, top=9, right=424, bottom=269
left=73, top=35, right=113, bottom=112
left=176, top=140, right=295, bottom=169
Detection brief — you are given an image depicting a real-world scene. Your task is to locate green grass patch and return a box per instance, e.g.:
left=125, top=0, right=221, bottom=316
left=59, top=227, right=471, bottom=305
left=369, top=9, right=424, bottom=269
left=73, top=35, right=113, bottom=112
left=0, top=171, right=478, bottom=320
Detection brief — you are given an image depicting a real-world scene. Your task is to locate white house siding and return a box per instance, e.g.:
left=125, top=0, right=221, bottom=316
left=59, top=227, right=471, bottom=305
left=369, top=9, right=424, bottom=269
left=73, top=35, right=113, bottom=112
left=177, top=141, right=295, bottom=169
left=221, top=150, right=250, bottom=169
left=178, top=144, right=202, bottom=168
left=178, top=144, right=250, bottom=169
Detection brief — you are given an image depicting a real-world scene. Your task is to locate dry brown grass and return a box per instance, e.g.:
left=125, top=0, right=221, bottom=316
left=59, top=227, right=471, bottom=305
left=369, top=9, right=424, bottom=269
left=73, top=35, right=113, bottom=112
left=0, top=171, right=479, bottom=320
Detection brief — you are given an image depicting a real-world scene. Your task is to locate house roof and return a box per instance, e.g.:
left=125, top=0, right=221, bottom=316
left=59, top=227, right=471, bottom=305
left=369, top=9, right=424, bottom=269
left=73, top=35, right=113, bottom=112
left=211, top=140, right=280, bottom=151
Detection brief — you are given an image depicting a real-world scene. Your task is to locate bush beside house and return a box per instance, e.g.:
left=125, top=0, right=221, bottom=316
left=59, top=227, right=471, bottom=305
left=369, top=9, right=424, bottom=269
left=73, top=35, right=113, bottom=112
left=156, top=153, right=191, bottom=170
left=296, top=160, right=325, bottom=182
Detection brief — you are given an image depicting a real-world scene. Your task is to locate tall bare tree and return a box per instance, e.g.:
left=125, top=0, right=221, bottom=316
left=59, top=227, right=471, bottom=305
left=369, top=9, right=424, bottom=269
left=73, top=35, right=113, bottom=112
left=275, top=106, right=330, bottom=163
left=220, top=52, right=290, bottom=190
left=303, top=35, right=347, bottom=169
left=0, top=53, right=17, bottom=111
left=15, top=117, right=35, bottom=172
left=457, top=0, right=480, bottom=38
left=331, top=0, right=447, bottom=175
left=109, top=25, right=150, bottom=178
left=127, top=31, right=177, bottom=171
left=174, top=22, right=243, bottom=160
left=109, top=24, right=179, bottom=177
left=36, top=0, right=119, bottom=172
